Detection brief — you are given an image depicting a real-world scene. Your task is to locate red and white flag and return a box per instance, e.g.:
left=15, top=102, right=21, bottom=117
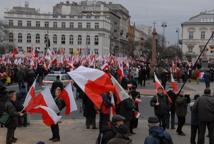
left=35, top=87, right=60, bottom=113
left=68, top=66, right=116, bottom=109
left=170, top=73, right=178, bottom=92
left=33, top=105, right=61, bottom=126
left=60, top=83, right=77, bottom=115
left=23, top=79, right=36, bottom=111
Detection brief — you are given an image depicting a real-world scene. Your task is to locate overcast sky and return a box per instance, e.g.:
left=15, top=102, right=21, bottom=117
left=0, top=0, right=214, bottom=44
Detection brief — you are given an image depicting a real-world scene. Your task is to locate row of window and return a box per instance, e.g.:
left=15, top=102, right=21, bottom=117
left=9, top=33, right=99, bottom=45
left=189, top=31, right=213, bottom=40
left=9, top=20, right=100, bottom=29
left=19, top=47, right=99, bottom=55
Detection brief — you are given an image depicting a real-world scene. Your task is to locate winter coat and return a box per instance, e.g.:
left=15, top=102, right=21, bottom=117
left=193, top=94, right=214, bottom=122
left=4, top=100, right=19, bottom=128
left=144, top=126, right=173, bottom=144
left=117, top=98, right=135, bottom=121
left=150, top=94, right=170, bottom=116
left=175, top=95, right=190, bottom=117
left=190, top=101, right=199, bottom=126
left=167, top=90, right=177, bottom=112
left=82, top=93, right=96, bottom=118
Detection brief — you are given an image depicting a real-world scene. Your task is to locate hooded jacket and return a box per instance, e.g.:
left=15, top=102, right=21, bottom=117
left=144, top=126, right=173, bottom=144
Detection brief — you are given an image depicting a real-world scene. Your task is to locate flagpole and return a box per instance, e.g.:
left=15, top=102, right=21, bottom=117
left=177, top=32, right=214, bottom=95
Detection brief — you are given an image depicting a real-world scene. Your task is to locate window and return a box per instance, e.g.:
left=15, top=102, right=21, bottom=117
left=27, top=47, right=32, bottom=53
left=61, top=35, right=66, bottom=44
left=69, top=48, right=73, bottom=54
left=188, top=45, right=194, bottom=53
left=95, top=16, right=100, bottom=19
left=18, top=20, right=22, bottom=27
left=61, top=22, right=66, bottom=28
left=9, top=20, right=13, bottom=26
left=18, top=33, right=22, bottom=43
left=45, top=22, right=49, bottom=28
left=18, top=47, right=23, bottom=52
left=78, top=22, right=82, bottom=28
left=78, top=35, right=82, bottom=45
left=36, top=21, right=40, bottom=27
left=9, top=33, right=13, bottom=42
left=94, top=49, right=99, bottom=55
left=36, top=34, right=40, bottom=43
left=94, top=35, right=99, bottom=45
left=189, top=32, right=194, bottom=40
left=69, top=35, right=73, bottom=44
left=201, top=31, right=206, bottom=39
left=53, top=22, right=57, bottom=28
left=27, top=33, right=31, bottom=43
left=95, top=23, right=99, bottom=29
left=86, top=22, right=91, bottom=29
left=86, top=35, right=90, bottom=45
left=70, top=22, right=74, bottom=28
left=53, top=34, right=57, bottom=44
left=27, top=21, right=31, bottom=27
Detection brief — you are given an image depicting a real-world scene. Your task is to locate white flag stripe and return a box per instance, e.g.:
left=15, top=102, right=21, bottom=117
left=41, top=87, right=60, bottom=113
left=39, top=105, right=62, bottom=124
left=65, top=83, right=77, bottom=112
left=23, top=79, right=36, bottom=109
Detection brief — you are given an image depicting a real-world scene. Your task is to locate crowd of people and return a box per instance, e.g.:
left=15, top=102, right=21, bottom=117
left=0, top=57, right=214, bottom=144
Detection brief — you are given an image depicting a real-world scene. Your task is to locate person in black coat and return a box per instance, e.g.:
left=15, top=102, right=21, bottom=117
left=25, top=68, right=36, bottom=91
left=50, top=75, right=64, bottom=97
left=0, top=83, right=7, bottom=128
left=167, top=89, right=177, bottom=129
left=82, top=92, right=97, bottom=129
left=128, top=85, right=141, bottom=134
left=49, top=86, right=65, bottom=142
left=150, top=87, right=171, bottom=129
left=4, top=90, right=24, bottom=144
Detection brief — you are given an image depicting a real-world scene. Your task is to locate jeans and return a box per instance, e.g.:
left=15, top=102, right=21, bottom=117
left=197, top=121, right=214, bottom=144
left=6, top=128, right=15, bottom=144
left=191, top=125, right=198, bottom=144
left=51, top=124, right=60, bottom=139
left=177, top=116, right=185, bottom=134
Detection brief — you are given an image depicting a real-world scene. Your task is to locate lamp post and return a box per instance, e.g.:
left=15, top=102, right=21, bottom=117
left=161, top=22, right=167, bottom=49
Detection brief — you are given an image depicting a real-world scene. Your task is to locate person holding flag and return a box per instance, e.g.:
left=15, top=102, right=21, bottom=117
left=49, top=86, right=65, bottom=142
left=150, top=87, right=171, bottom=129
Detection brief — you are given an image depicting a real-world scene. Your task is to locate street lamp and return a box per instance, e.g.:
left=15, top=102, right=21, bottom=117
left=161, top=22, right=167, bottom=49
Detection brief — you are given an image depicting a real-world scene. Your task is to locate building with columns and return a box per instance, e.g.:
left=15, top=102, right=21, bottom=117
left=181, top=10, right=214, bottom=62
left=4, top=1, right=130, bottom=56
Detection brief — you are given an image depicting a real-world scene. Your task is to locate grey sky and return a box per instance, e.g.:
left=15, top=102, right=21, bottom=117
left=0, top=0, right=214, bottom=44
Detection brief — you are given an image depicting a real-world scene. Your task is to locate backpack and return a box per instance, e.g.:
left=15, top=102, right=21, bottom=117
left=157, top=136, right=171, bottom=144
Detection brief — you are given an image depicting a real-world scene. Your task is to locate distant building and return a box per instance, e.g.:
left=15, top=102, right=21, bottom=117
left=4, top=1, right=130, bottom=56
left=181, top=10, right=214, bottom=62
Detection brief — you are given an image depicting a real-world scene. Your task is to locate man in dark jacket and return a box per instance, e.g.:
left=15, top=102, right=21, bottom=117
left=5, top=90, right=24, bottom=144
left=144, top=117, right=173, bottom=144
left=193, top=88, right=214, bottom=144
left=50, top=75, right=64, bottom=97
left=175, top=92, right=190, bottom=136
left=82, top=92, right=97, bottom=129
left=167, top=89, right=177, bottom=129
left=25, top=68, right=36, bottom=91
left=151, top=87, right=171, bottom=129
left=49, top=86, right=65, bottom=142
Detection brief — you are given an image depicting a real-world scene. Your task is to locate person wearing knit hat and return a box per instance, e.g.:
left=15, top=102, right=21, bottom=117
left=144, top=117, right=173, bottom=144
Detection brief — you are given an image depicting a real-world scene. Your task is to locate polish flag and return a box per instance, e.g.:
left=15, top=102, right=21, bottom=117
left=34, top=87, right=60, bottom=113
left=33, top=105, right=62, bottom=126
left=68, top=66, right=116, bottom=110
left=170, top=73, right=178, bottom=92
left=154, top=73, right=172, bottom=104
left=60, top=83, right=77, bottom=115
left=23, top=79, right=36, bottom=111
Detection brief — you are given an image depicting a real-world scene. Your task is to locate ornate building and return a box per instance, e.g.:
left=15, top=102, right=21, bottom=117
left=181, top=10, right=214, bottom=62
left=4, top=1, right=130, bottom=56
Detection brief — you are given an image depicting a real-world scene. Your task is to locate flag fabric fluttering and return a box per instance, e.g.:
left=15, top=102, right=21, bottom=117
left=170, top=73, right=178, bottom=92
left=23, top=79, right=36, bottom=111
left=33, top=105, right=62, bottom=126
left=60, top=83, right=78, bottom=115
left=154, top=73, right=172, bottom=104
left=68, top=66, right=116, bottom=110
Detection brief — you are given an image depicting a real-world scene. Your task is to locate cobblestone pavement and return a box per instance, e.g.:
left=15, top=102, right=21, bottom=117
left=0, top=120, right=210, bottom=144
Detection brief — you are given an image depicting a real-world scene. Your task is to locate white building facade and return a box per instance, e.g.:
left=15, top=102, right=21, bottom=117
left=181, top=10, right=214, bottom=62
left=4, top=2, right=111, bottom=56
